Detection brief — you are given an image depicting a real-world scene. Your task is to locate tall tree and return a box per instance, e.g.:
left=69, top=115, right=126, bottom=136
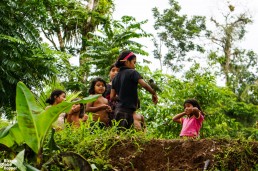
left=83, top=16, right=150, bottom=78
left=0, top=0, right=59, bottom=118
left=152, top=0, right=206, bottom=72
left=207, top=4, right=257, bottom=99
left=80, top=0, right=114, bottom=83
left=41, top=0, right=113, bottom=52
left=40, top=0, right=114, bottom=84
left=153, top=38, right=164, bottom=70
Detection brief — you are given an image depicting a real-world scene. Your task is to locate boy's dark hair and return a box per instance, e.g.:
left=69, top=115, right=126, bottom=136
left=107, top=64, right=116, bottom=79
left=109, top=64, right=116, bottom=72
left=115, top=50, right=136, bottom=68
left=184, top=99, right=202, bottom=112
left=88, top=77, right=107, bottom=95
left=46, top=89, right=65, bottom=105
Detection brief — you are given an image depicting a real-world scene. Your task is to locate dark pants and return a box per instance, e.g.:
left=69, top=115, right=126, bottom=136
left=114, top=107, right=134, bottom=129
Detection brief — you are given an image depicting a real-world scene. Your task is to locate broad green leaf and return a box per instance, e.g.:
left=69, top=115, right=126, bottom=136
left=9, top=123, right=24, bottom=145
left=0, top=124, right=16, bottom=139
left=11, top=150, right=26, bottom=171
left=0, top=134, right=15, bottom=147
left=16, top=82, right=44, bottom=153
left=16, top=81, right=99, bottom=153
left=66, top=91, right=82, bottom=102
left=0, top=123, right=24, bottom=147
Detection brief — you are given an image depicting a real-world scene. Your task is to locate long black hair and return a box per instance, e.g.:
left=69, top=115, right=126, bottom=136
left=88, top=77, right=107, bottom=95
left=115, top=50, right=136, bottom=68
left=183, top=99, right=204, bottom=115
left=45, top=89, right=66, bottom=105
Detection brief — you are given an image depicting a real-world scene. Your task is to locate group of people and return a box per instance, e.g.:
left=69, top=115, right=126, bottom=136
left=45, top=50, right=205, bottom=138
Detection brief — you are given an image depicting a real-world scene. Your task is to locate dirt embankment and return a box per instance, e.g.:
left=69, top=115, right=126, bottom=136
left=109, top=139, right=258, bottom=171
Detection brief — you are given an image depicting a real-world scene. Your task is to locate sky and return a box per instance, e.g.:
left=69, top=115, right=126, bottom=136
left=112, top=0, right=258, bottom=73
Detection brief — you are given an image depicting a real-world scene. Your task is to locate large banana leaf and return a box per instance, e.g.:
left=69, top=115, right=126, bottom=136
left=16, top=81, right=99, bottom=153
left=0, top=123, right=24, bottom=147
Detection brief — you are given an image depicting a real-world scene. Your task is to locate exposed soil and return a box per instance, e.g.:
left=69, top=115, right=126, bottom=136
left=109, top=139, right=258, bottom=171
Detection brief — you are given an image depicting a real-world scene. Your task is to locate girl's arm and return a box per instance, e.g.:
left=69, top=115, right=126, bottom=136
left=192, top=107, right=201, bottom=118
left=85, top=102, right=110, bottom=113
left=110, top=89, right=116, bottom=101
left=138, top=79, right=158, bottom=104
left=172, top=112, right=186, bottom=123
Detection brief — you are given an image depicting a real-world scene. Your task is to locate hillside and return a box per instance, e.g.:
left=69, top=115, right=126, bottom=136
left=108, top=139, right=258, bottom=170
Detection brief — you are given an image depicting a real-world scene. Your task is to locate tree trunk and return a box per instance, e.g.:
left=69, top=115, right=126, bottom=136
left=223, top=26, right=232, bottom=88
left=79, top=0, right=98, bottom=83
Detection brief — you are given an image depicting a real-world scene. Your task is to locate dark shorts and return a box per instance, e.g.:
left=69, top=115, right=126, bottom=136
left=114, top=107, right=135, bottom=129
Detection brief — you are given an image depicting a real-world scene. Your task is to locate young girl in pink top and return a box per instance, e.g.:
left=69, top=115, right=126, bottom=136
left=172, top=99, right=204, bottom=138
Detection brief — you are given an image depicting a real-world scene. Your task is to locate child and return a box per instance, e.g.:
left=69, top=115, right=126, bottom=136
left=105, top=64, right=146, bottom=131
left=133, top=113, right=146, bottom=131
left=103, top=64, right=119, bottom=125
left=86, top=77, right=112, bottom=127
left=104, top=64, right=119, bottom=101
left=133, top=99, right=146, bottom=132
left=66, top=98, right=88, bottom=128
left=111, top=50, right=158, bottom=129
left=45, top=89, right=66, bottom=107
left=45, top=89, right=67, bottom=130
left=172, top=99, right=204, bottom=138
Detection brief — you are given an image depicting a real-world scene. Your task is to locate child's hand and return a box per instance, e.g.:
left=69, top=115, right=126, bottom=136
left=82, top=114, right=88, bottom=122
left=101, top=104, right=111, bottom=112
left=152, top=94, right=158, bottom=105
left=106, top=106, right=112, bottom=113
left=192, top=107, right=200, bottom=116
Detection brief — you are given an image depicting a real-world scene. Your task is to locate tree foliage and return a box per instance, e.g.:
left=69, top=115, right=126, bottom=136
left=41, top=0, right=114, bottom=53
left=152, top=0, right=206, bottom=72
left=0, top=0, right=60, bottom=118
left=0, top=0, right=257, bottom=144
left=137, top=64, right=258, bottom=139
left=38, top=0, right=115, bottom=89
left=83, top=16, right=150, bottom=78
left=207, top=4, right=258, bottom=100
